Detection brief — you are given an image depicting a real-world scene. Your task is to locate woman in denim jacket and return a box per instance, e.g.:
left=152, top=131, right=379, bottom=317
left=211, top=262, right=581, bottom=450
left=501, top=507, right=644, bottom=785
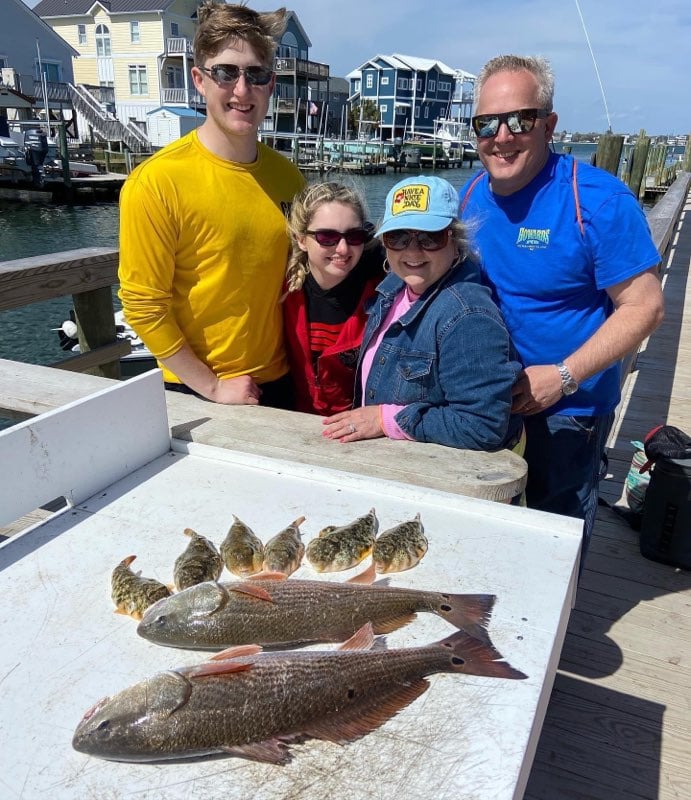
left=322, top=175, right=524, bottom=452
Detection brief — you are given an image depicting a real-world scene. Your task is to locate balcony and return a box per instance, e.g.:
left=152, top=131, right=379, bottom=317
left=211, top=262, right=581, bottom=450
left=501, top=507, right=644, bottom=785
left=31, top=79, right=73, bottom=103
left=166, top=37, right=193, bottom=57
left=274, top=57, right=329, bottom=81
left=161, top=87, right=205, bottom=106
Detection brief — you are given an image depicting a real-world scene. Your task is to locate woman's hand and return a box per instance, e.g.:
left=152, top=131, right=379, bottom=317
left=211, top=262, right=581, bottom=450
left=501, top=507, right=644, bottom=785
left=322, top=406, right=385, bottom=442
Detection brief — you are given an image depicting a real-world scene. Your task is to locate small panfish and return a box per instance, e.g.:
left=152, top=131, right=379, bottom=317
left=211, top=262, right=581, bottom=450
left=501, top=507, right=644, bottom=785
left=73, top=623, right=526, bottom=763
left=306, top=508, right=378, bottom=572
left=173, top=528, right=223, bottom=591
left=111, top=555, right=172, bottom=621
left=373, top=513, right=428, bottom=574
left=220, top=516, right=264, bottom=577
left=137, top=563, right=496, bottom=650
left=262, top=516, right=306, bottom=576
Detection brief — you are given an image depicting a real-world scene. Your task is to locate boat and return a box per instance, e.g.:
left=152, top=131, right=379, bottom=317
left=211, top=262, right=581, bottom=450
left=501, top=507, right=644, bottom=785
left=55, top=310, right=156, bottom=378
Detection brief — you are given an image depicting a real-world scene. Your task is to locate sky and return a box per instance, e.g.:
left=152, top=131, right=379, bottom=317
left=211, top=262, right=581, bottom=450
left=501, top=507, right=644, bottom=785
left=22, top=0, right=691, bottom=136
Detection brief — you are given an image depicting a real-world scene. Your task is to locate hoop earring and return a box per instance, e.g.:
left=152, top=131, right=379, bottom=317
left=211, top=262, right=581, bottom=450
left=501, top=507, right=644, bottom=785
left=383, top=257, right=391, bottom=274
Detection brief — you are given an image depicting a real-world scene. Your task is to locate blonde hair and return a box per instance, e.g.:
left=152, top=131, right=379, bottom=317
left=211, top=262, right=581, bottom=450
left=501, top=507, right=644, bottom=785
left=285, top=182, right=372, bottom=293
left=194, top=2, right=288, bottom=67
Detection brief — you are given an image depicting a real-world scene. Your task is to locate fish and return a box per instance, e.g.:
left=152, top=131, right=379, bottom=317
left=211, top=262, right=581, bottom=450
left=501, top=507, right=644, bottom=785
left=137, top=563, right=495, bottom=649
left=73, top=623, right=527, bottom=764
left=306, top=508, right=378, bottom=572
left=220, top=515, right=264, bottom=577
left=373, top=513, right=428, bottom=574
left=262, top=516, right=306, bottom=576
left=110, top=555, right=172, bottom=621
left=173, top=528, right=223, bottom=591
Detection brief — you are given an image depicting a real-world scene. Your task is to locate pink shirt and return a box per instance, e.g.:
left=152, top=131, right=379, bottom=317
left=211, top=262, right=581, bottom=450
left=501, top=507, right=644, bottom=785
left=360, top=286, right=418, bottom=440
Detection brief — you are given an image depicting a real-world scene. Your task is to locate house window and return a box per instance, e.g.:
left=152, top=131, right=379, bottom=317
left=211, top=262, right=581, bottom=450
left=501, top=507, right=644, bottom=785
left=417, top=78, right=422, bottom=90
left=439, top=81, right=450, bottom=92
left=397, top=78, right=407, bottom=90
left=424, top=106, right=430, bottom=118
left=381, top=76, right=389, bottom=85
left=130, top=21, right=140, bottom=44
left=429, top=80, right=436, bottom=92
left=380, top=104, right=387, bottom=114
left=171, top=22, right=179, bottom=37
left=77, top=24, right=86, bottom=45
left=415, top=106, right=420, bottom=118
left=128, top=65, right=148, bottom=95
left=366, top=73, right=373, bottom=88
left=95, top=24, right=111, bottom=57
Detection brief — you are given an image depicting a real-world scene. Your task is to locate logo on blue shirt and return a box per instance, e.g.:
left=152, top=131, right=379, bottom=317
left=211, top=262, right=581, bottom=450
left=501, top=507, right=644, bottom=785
left=516, top=227, right=550, bottom=250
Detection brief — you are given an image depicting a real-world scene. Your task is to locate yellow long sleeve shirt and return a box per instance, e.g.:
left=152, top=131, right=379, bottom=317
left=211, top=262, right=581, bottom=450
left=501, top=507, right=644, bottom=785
left=118, top=132, right=304, bottom=384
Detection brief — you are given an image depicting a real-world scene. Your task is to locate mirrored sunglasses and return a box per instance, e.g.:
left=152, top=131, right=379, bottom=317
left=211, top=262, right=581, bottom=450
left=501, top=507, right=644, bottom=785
left=471, top=108, right=549, bottom=138
left=306, top=228, right=370, bottom=247
left=199, top=64, right=274, bottom=86
left=382, top=228, right=450, bottom=251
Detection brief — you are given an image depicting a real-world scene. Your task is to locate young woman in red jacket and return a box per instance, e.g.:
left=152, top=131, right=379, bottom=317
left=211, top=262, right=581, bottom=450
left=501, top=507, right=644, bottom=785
left=283, top=182, right=385, bottom=415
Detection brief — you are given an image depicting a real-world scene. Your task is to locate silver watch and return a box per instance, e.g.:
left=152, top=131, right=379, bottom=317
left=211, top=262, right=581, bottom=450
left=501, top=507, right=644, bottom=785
left=556, top=362, right=579, bottom=395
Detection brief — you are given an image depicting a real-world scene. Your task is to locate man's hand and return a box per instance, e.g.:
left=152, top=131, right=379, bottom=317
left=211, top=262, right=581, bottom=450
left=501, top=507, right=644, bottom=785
left=511, top=366, right=563, bottom=415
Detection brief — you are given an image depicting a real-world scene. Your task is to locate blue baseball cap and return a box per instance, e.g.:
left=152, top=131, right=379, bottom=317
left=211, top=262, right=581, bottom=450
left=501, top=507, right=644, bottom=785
left=376, top=175, right=460, bottom=236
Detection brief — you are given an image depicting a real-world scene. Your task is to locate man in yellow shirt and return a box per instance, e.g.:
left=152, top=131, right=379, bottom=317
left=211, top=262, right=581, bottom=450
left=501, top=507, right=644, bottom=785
left=119, top=2, right=305, bottom=407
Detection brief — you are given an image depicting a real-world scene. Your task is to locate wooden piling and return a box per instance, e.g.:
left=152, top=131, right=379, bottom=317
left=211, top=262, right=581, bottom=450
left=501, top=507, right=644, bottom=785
left=626, top=129, right=651, bottom=199
left=594, top=134, right=624, bottom=176
left=73, top=287, right=121, bottom=379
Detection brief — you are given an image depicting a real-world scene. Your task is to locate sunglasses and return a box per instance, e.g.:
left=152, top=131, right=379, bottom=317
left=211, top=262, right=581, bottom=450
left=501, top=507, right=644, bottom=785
left=382, top=228, right=450, bottom=251
left=305, top=228, right=370, bottom=247
left=471, top=108, right=549, bottom=138
left=198, top=63, right=274, bottom=86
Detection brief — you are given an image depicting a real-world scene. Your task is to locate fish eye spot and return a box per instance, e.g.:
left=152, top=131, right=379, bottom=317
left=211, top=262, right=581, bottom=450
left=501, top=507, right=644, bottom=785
left=154, top=615, right=167, bottom=628
left=451, top=657, right=466, bottom=666
left=96, top=720, right=111, bottom=738
left=440, top=603, right=452, bottom=612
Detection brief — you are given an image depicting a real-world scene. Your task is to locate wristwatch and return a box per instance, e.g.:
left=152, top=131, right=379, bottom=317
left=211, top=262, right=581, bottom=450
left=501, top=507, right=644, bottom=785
left=556, top=361, right=579, bottom=395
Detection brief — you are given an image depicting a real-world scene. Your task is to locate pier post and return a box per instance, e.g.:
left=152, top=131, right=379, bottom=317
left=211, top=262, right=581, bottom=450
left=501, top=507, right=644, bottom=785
left=627, top=129, right=651, bottom=200
left=73, top=288, right=121, bottom=380
left=595, top=134, right=624, bottom=176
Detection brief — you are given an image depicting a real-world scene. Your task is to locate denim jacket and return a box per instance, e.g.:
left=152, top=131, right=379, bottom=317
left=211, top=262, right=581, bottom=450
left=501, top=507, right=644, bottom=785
left=356, top=258, right=523, bottom=451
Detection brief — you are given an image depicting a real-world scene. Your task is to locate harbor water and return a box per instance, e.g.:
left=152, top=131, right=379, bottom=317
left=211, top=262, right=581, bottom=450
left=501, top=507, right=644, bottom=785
left=0, top=141, right=606, bottom=368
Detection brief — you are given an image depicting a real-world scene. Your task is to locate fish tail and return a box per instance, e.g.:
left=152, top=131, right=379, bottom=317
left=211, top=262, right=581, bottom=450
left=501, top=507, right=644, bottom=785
left=436, top=629, right=527, bottom=680
left=434, top=593, right=495, bottom=644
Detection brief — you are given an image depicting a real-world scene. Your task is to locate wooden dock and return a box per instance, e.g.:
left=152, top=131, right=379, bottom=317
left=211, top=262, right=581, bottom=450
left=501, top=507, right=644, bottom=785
left=0, top=173, right=689, bottom=798
left=524, top=178, right=691, bottom=800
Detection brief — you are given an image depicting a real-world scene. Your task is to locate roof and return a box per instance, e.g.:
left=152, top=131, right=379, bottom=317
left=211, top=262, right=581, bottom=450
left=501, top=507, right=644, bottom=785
left=353, top=53, right=474, bottom=79
left=146, top=106, right=206, bottom=117
left=33, top=0, right=178, bottom=16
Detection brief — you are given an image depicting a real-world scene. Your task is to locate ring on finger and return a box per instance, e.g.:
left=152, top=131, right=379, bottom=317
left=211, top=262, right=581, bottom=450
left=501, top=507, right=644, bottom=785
left=348, top=422, right=356, bottom=434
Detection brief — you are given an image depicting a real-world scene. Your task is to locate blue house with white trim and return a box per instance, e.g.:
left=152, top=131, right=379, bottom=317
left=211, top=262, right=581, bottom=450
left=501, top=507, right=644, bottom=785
left=348, top=53, right=475, bottom=140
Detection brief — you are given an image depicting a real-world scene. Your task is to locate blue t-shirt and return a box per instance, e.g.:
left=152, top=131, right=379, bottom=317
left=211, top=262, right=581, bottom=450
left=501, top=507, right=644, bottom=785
left=458, top=152, right=660, bottom=416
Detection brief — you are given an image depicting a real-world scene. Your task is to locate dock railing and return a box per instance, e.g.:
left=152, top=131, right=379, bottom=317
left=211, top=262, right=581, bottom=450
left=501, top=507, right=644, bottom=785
left=0, top=172, right=689, bottom=402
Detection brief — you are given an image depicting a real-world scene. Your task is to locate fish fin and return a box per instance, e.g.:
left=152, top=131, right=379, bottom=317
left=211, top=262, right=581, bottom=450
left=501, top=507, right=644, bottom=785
left=371, top=611, right=417, bottom=634
left=437, top=593, right=496, bottom=644
left=336, top=623, right=375, bottom=651
left=346, top=561, right=376, bottom=585
left=247, top=571, right=288, bottom=582
left=228, top=583, right=275, bottom=602
left=114, top=605, right=142, bottom=621
left=119, top=554, right=137, bottom=568
left=291, top=515, right=306, bottom=527
left=183, top=527, right=196, bottom=538
left=302, top=679, right=429, bottom=744
left=185, top=660, right=254, bottom=678
left=222, top=739, right=291, bottom=764
left=209, top=644, right=264, bottom=661
left=436, top=629, right=528, bottom=680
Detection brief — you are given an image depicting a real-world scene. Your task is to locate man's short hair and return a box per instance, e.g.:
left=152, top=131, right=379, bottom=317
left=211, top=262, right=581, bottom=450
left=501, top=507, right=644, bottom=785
left=475, top=55, right=555, bottom=112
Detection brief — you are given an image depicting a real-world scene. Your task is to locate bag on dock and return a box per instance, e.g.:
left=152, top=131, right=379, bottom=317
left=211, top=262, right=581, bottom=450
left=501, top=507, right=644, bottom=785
left=638, top=425, right=691, bottom=569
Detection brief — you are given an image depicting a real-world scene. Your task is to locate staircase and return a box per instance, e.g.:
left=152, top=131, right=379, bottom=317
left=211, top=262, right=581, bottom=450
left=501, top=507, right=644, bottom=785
left=68, top=84, right=151, bottom=153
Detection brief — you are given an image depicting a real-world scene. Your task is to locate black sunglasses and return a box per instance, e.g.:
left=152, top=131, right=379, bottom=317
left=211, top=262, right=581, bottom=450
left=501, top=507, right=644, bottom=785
left=199, top=64, right=274, bottom=86
left=305, top=228, right=370, bottom=247
left=471, top=108, right=549, bottom=138
left=382, top=228, right=450, bottom=251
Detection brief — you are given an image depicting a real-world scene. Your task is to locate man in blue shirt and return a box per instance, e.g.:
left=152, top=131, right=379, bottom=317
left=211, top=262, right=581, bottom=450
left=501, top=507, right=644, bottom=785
left=459, top=55, right=664, bottom=566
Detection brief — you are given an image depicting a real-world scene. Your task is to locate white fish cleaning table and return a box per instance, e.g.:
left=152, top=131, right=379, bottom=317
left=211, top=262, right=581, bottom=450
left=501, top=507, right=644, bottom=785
left=0, top=371, right=581, bottom=800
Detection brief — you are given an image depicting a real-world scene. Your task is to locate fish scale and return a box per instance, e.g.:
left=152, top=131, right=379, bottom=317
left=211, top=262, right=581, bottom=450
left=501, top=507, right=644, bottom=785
left=137, top=574, right=496, bottom=649
left=73, top=627, right=527, bottom=764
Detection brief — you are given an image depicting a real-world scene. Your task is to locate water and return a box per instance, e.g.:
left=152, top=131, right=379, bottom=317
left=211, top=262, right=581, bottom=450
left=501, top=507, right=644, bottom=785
left=0, top=167, right=479, bottom=367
